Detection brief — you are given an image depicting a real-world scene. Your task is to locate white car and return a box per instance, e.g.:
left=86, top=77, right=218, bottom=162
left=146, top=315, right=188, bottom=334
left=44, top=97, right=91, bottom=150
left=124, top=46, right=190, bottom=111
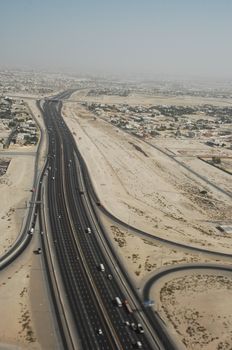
left=137, top=323, right=144, bottom=334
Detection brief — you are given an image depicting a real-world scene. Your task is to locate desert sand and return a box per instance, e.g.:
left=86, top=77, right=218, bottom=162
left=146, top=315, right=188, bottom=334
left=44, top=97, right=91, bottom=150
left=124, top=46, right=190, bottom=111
left=62, top=92, right=232, bottom=349
left=1, top=89, right=231, bottom=349
left=151, top=270, right=232, bottom=350
left=0, top=99, right=57, bottom=349
left=62, top=102, right=232, bottom=253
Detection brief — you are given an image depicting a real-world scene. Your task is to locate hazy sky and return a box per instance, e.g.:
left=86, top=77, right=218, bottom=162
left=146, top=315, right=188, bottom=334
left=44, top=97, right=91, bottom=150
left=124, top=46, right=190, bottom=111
left=1, top=0, right=232, bottom=79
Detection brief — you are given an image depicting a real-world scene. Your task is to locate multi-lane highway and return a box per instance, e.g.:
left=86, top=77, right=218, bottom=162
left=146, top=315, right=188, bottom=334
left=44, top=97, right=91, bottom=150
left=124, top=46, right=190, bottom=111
left=39, top=92, right=166, bottom=350
left=1, top=89, right=229, bottom=349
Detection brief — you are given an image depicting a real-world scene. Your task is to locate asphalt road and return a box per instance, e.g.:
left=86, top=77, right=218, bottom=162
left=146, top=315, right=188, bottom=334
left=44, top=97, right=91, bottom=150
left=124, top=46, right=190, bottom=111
left=41, top=95, right=162, bottom=350
left=39, top=89, right=232, bottom=350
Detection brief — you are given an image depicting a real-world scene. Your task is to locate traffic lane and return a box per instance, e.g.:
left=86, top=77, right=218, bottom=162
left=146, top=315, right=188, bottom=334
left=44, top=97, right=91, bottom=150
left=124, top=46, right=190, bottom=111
left=47, top=101, right=152, bottom=350
left=46, top=106, right=119, bottom=349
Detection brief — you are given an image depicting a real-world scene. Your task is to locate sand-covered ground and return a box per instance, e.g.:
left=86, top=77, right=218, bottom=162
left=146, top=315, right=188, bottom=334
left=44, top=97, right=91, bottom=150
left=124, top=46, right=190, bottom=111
left=62, top=93, right=232, bottom=350
left=98, top=221, right=231, bottom=286
left=1, top=89, right=231, bottom=349
left=62, top=101, right=232, bottom=254
left=151, top=271, right=232, bottom=350
left=0, top=99, right=57, bottom=349
left=0, top=149, right=35, bottom=256
left=70, top=89, right=232, bottom=107
left=0, top=232, right=58, bottom=350
left=0, top=98, right=46, bottom=256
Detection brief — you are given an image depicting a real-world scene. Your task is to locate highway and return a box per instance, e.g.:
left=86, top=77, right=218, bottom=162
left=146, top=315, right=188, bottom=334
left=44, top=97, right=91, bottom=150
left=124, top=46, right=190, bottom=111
left=40, top=93, right=164, bottom=350
left=1, top=89, right=229, bottom=349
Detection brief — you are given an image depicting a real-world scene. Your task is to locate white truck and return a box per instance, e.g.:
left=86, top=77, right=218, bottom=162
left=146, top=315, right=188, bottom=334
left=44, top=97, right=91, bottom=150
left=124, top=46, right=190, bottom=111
left=98, top=264, right=105, bottom=272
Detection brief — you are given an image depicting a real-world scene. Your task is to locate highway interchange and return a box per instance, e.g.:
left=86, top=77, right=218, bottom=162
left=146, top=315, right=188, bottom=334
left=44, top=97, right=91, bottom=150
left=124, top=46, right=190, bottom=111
left=1, top=89, right=231, bottom=350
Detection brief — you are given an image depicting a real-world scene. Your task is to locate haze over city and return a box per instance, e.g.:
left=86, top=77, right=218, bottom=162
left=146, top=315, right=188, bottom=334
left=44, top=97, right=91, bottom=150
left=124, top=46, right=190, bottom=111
left=1, top=0, right=232, bottom=79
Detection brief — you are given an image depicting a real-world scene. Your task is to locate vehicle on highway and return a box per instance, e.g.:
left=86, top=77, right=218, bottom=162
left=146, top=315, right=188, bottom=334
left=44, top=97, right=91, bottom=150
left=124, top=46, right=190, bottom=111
left=98, top=264, right=105, bottom=272
left=85, top=227, right=91, bottom=234
left=33, top=248, right=42, bottom=255
left=130, top=322, right=137, bottom=331
left=28, top=227, right=34, bottom=235
left=133, top=340, right=143, bottom=349
left=123, top=299, right=133, bottom=314
left=137, top=323, right=144, bottom=334
left=114, top=297, right=122, bottom=307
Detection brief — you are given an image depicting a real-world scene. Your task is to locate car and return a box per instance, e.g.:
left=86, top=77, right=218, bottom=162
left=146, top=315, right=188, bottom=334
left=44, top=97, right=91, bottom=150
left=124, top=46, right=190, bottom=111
left=124, top=320, right=130, bottom=326
left=130, top=322, right=137, bottom=331
left=137, top=323, right=144, bottom=334
left=107, top=274, right=112, bottom=280
left=85, top=227, right=91, bottom=234
left=28, top=228, right=34, bottom=235
left=33, top=248, right=42, bottom=255
left=96, top=328, right=103, bottom=335
left=133, top=341, right=142, bottom=349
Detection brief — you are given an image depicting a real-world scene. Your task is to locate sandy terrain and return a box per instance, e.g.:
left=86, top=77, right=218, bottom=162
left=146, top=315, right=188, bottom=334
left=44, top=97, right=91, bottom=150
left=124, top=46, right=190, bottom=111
left=0, top=230, right=58, bottom=350
left=62, top=102, right=232, bottom=254
left=201, top=157, right=232, bottom=174
left=97, top=219, right=231, bottom=287
left=0, top=150, right=35, bottom=256
left=0, top=99, right=57, bottom=349
left=62, top=93, right=232, bottom=349
left=1, top=89, right=230, bottom=349
left=70, top=89, right=232, bottom=107
left=151, top=271, right=232, bottom=350
left=151, top=138, right=232, bottom=158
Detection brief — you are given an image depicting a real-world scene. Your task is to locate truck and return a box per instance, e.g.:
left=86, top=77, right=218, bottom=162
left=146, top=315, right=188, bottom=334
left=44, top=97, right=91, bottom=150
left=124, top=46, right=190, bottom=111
left=123, top=299, right=133, bottom=314
left=114, top=297, right=122, bottom=307
left=98, top=264, right=105, bottom=272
